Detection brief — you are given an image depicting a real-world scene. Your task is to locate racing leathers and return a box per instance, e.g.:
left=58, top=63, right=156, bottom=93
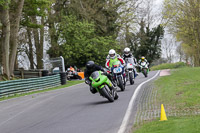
left=105, top=54, right=126, bottom=80
left=138, top=59, right=149, bottom=72
left=84, top=64, right=105, bottom=94
left=122, top=53, right=138, bottom=76
left=105, top=54, right=125, bottom=69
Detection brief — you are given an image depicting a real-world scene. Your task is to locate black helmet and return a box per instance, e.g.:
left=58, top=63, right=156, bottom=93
left=86, top=61, right=95, bottom=69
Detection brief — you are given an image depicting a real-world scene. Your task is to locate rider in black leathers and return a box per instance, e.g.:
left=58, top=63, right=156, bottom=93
left=84, top=61, right=106, bottom=94
left=84, top=61, right=115, bottom=94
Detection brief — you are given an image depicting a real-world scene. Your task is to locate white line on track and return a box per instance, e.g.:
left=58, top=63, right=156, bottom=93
left=117, top=70, right=160, bottom=133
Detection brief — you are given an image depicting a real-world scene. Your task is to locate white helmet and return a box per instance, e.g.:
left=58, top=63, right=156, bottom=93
left=124, top=47, right=130, bottom=56
left=109, top=49, right=116, bottom=59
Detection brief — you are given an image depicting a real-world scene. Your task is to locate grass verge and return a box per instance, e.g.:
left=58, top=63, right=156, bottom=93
left=134, top=116, right=200, bottom=133
left=151, top=62, right=188, bottom=71
left=0, top=80, right=84, bottom=101
left=134, top=67, right=200, bottom=132
left=155, top=67, right=200, bottom=108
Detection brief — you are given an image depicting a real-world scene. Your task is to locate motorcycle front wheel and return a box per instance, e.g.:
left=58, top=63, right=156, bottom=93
left=117, top=76, right=125, bottom=91
left=100, top=86, right=114, bottom=102
left=129, top=72, right=134, bottom=85
left=143, top=69, right=148, bottom=77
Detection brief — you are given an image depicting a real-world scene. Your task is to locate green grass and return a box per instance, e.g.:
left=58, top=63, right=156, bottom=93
left=134, top=67, right=200, bottom=132
left=0, top=80, right=84, bottom=101
left=151, top=62, right=187, bottom=71
left=134, top=116, right=200, bottom=133
left=155, top=67, right=200, bottom=108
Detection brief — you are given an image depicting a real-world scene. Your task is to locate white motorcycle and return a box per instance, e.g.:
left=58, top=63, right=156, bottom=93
left=125, top=58, right=136, bottom=85
left=140, top=61, right=149, bottom=77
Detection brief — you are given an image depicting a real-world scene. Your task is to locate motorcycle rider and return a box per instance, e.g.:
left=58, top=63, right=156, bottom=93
left=105, top=49, right=126, bottom=81
left=138, top=56, right=149, bottom=72
left=84, top=61, right=114, bottom=94
left=105, top=49, right=125, bottom=69
left=122, top=47, right=138, bottom=76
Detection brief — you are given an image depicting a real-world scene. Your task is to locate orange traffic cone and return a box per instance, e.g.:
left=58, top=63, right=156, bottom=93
left=160, top=104, right=167, bottom=121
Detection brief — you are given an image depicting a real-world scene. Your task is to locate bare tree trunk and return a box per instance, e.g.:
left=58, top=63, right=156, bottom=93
left=0, top=26, right=2, bottom=66
left=31, top=16, right=41, bottom=69
left=9, top=0, right=24, bottom=76
left=0, top=2, right=10, bottom=79
left=38, top=16, right=44, bottom=69
left=48, top=8, right=60, bottom=58
left=14, top=54, right=18, bottom=70
left=27, top=28, right=34, bottom=69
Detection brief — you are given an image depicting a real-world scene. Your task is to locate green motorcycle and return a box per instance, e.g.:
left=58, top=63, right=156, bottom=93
left=89, top=71, right=118, bottom=102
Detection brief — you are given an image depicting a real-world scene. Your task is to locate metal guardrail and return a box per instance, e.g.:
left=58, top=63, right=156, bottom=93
left=14, top=70, right=43, bottom=79
left=0, top=74, right=61, bottom=97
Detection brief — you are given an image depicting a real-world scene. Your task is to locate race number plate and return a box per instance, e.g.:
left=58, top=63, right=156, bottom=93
left=113, top=67, right=122, bottom=73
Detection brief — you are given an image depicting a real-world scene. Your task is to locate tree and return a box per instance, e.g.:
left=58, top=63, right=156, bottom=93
left=162, top=38, right=176, bottom=63
left=21, top=0, right=50, bottom=69
left=0, top=0, right=10, bottom=79
left=163, top=0, right=200, bottom=66
left=176, top=43, right=185, bottom=62
left=55, top=15, right=118, bottom=67
left=0, top=0, right=25, bottom=79
left=127, top=20, right=164, bottom=64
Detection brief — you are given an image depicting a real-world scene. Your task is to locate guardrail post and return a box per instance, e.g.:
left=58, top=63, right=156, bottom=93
left=20, top=70, right=24, bottom=79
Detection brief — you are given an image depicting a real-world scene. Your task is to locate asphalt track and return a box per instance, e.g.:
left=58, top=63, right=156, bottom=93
left=0, top=70, right=159, bottom=133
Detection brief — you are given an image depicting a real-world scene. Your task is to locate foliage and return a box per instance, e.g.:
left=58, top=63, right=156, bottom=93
left=56, top=15, right=118, bottom=67
left=163, top=0, right=200, bottom=66
left=21, top=0, right=50, bottom=28
left=65, top=0, right=122, bottom=38
left=127, top=21, right=164, bottom=64
left=150, top=62, right=187, bottom=71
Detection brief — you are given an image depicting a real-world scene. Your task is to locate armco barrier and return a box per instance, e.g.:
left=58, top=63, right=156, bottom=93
left=0, top=74, right=61, bottom=97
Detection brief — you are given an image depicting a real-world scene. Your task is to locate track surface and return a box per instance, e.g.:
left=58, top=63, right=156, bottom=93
left=0, top=71, right=158, bottom=133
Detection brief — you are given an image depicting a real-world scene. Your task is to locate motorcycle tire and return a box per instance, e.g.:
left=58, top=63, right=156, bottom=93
left=129, top=73, right=134, bottom=85
left=114, top=91, right=119, bottom=100
left=118, top=76, right=125, bottom=91
left=143, top=69, right=148, bottom=77
left=100, top=86, right=114, bottom=102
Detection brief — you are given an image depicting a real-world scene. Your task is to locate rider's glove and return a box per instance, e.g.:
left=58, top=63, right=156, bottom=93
left=102, top=72, right=107, bottom=76
left=85, top=79, right=90, bottom=84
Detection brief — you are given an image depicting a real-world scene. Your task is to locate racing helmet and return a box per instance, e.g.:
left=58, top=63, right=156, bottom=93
left=109, top=49, right=116, bottom=59
left=124, top=47, right=130, bottom=56
left=86, top=61, right=95, bottom=69
left=141, top=56, right=145, bottom=61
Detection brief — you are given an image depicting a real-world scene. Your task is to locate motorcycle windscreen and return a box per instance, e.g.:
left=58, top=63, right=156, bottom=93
left=141, top=62, right=146, bottom=66
left=91, top=71, right=100, bottom=80
left=126, top=58, right=134, bottom=64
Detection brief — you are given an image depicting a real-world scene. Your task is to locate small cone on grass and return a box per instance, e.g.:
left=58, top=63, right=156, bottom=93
left=160, top=104, right=167, bottom=121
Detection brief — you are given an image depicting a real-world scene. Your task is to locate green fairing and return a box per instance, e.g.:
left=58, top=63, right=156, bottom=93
left=89, top=71, right=112, bottom=92
left=109, top=57, right=119, bottom=67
